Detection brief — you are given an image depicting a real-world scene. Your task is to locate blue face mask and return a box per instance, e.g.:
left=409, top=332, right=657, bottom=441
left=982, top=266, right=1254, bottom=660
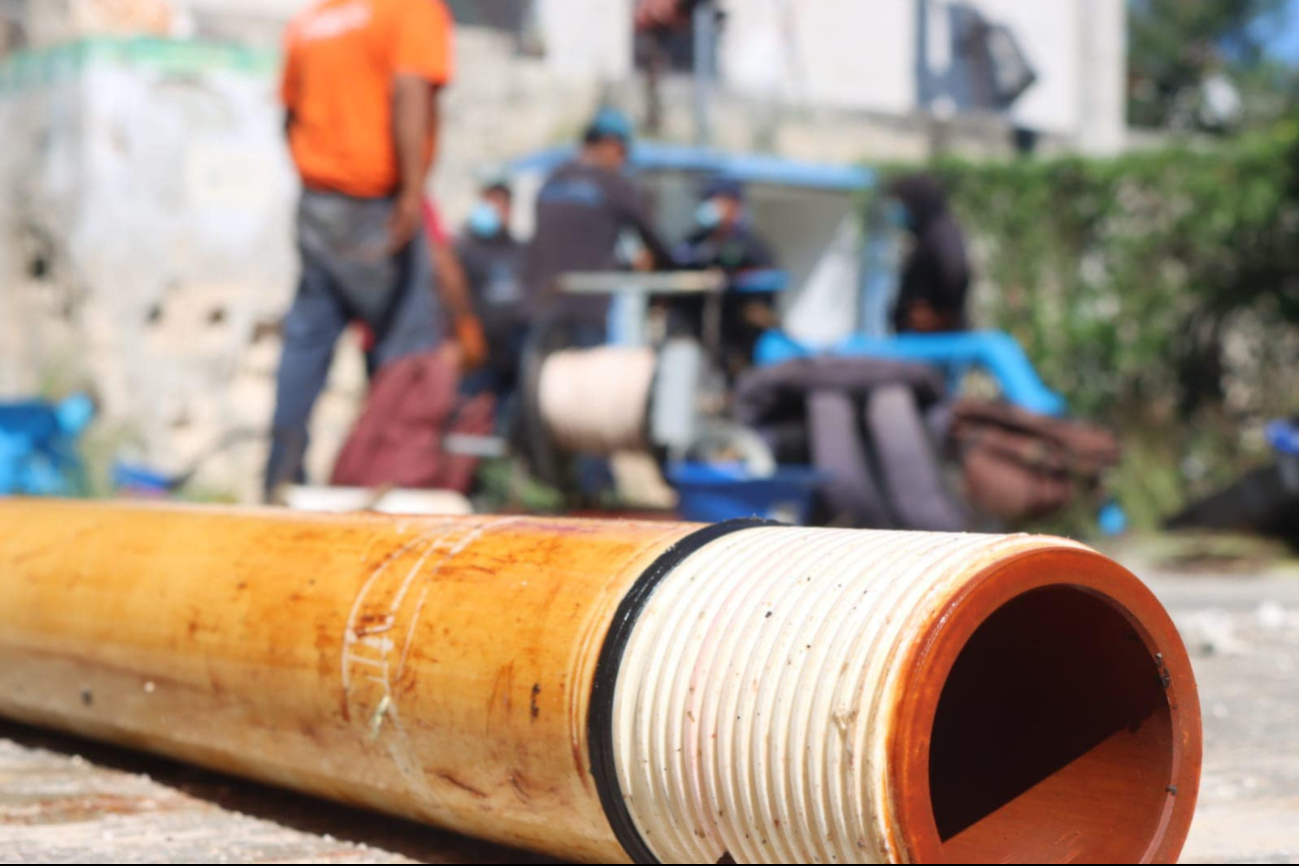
left=695, top=199, right=724, bottom=231
left=468, top=202, right=503, bottom=238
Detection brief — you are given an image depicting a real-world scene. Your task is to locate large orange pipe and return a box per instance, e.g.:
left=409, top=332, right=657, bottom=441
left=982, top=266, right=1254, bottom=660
left=0, top=501, right=1200, bottom=863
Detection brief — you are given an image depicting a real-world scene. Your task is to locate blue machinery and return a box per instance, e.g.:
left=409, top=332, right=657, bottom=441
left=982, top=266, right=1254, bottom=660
left=509, top=142, right=1069, bottom=416
left=509, top=143, right=1091, bottom=526
left=755, top=330, right=1068, bottom=417
left=1269, top=419, right=1299, bottom=493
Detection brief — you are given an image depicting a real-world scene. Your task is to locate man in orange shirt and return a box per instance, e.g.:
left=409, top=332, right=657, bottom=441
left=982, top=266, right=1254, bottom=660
left=267, top=0, right=468, bottom=499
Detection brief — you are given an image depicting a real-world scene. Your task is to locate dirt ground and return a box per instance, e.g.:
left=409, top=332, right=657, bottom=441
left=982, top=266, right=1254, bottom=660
left=0, top=544, right=1296, bottom=864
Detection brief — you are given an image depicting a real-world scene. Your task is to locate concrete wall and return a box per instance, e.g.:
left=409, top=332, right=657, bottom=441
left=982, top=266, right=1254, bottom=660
left=536, top=0, right=634, bottom=80
left=0, top=42, right=314, bottom=501
left=0, top=34, right=604, bottom=502
left=723, top=0, right=918, bottom=116
left=1073, top=0, right=1128, bottom=155
left=433, top=27, right=603, bottom=223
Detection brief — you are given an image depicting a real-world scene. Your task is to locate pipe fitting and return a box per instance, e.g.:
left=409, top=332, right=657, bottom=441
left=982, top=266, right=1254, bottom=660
left=601, top=526, right=1199, bottom=863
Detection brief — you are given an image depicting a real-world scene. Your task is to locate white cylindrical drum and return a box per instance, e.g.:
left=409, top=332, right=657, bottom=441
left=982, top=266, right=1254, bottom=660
left=538, top=346, right=658, bottom=455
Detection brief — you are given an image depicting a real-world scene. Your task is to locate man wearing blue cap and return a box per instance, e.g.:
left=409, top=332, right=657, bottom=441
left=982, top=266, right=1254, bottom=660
left=672, top=175, right=779, bottom=376
left=679, top=175, right=775, bottom=273
left=523, top=108, right=674, bottom=340
left=455, top=180, right=526, bottom=412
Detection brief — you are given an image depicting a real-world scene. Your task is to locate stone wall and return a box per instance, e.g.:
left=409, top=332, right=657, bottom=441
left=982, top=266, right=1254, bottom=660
left=0, top=40, right=308, bottom=502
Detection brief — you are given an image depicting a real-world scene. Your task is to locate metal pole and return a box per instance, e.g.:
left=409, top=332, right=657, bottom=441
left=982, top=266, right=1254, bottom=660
left=693, top=0, right=717, bottom=147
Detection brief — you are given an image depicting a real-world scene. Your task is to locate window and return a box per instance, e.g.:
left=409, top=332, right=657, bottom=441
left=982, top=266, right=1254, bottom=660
left=951, top=4, right=1036, bottom=111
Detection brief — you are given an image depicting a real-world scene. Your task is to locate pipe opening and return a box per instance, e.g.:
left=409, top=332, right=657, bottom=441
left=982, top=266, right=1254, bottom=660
left=928, top=586, right=1175, bottom=863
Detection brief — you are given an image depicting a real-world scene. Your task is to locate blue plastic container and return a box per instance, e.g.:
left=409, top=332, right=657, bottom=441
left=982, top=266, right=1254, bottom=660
left=0, top=395, right=94, bottom=496
left=669, top=463, right=825, bottom=525
left=1267, top=419, right=1299, bottom=457
left=112, top=462, right=176, bottom=496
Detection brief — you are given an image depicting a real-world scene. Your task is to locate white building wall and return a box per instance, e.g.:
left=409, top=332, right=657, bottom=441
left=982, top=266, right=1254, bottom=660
left=722, top=0, right=917, bottom=115
left=186, top=0, right=303, bottom=14
left=1074, top=0, right=1127, bottom=155
left=23, top=0, right=1125, bottom=151
left=717, top=0, right=1125, bottom=147
left=952, top=0, right=1081, bottom=134
left=535, top=0, right=633, bottom=80
left=935, top=0, right=1125, bottom=149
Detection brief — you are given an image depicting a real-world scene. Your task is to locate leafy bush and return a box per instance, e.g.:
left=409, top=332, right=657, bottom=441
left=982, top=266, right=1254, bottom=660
left=922, top=124, right=1299, bottom=527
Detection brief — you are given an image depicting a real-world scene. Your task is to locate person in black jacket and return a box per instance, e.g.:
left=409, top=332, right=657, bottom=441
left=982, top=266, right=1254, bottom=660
left=678, top=175, right=775, bottom=273
left=523, top=108, right=675, bottom=342
left=673, top=175, right=779, bottom=375
left=889, top=174, right=971, bottom=334
left=455, top=180, right=526, bottom=408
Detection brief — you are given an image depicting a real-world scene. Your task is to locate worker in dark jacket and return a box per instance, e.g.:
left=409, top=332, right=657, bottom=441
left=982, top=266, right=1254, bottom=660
left=677, top=175, right=775, bottom=273
left=455, top=180, right=526, bottom=411
left=523, top=108, right=675, bottom=344
left=889, top=174, right=971, bottom=334
left=673, top=175, right=779, bottom=374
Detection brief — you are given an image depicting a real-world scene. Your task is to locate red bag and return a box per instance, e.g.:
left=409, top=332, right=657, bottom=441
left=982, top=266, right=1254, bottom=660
left=949, top=400, right=1120, bottom=523
left=331, top=351, right=494, bottom=494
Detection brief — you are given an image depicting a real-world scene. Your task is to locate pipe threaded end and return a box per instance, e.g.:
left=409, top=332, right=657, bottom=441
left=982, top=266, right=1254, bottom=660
left=611, top=528, right=1072, bottom=864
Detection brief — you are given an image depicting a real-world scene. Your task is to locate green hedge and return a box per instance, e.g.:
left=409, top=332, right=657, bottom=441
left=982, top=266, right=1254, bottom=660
left=921, top=124, right=1299, bottom=528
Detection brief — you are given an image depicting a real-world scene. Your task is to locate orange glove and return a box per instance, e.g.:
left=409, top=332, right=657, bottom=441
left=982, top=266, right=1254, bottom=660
left=455, top=314, right=489, bottom=371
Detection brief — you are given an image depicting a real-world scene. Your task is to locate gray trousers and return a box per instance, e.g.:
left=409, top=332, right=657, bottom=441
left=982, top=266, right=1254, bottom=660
left=265, top=191, right=441, bottom=498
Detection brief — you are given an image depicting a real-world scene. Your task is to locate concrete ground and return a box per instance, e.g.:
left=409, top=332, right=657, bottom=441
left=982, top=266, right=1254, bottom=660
left=1142, top=568, right=1299, bottom=864
left=0, top=544, right=1296, bottom=864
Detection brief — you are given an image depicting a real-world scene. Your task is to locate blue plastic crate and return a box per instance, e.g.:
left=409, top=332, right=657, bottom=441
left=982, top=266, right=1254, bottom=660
left=0, top=395, right=94, bottom=496
left=1267, top=419, right=1299, bottom=457
left=669, top=463, right=825, bottom=525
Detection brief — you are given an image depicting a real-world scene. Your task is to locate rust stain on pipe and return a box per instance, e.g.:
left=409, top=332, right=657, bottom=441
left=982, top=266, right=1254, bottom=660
left=0, top=501, right=1200, bottom=863
left=0, top=501, right=683, bottom=863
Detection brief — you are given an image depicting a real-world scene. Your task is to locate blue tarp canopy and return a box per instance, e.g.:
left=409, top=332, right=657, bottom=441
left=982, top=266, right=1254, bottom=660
left=508, top=142, right=874, bottom=193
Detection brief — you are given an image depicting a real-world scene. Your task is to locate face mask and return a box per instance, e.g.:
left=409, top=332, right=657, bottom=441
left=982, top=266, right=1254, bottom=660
left=468, top=202, right=503, bottom=239
left=695, top=199, right=724, bottom=231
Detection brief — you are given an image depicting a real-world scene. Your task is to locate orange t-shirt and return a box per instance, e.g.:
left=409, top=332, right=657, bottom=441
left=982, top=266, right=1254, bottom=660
left=281, top=0, right=454, bottom=198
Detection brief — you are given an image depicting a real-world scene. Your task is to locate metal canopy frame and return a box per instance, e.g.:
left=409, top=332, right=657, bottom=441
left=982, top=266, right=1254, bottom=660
left=506, top=142, right=873, bottom=193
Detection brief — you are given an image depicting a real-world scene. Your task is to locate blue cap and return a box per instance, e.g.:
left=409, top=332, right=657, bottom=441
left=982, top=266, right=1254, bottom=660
left=585, top=107, right=635, bottom=146
left=701, top=174, right=745, bottom=201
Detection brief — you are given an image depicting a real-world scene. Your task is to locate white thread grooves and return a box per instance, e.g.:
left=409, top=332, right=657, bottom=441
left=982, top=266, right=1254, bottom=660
left=611, top=527, right=1086, bottom=864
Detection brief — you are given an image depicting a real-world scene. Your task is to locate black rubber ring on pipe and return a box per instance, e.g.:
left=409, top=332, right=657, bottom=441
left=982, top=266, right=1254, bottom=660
left=588, top=518, right=778, bottom=865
